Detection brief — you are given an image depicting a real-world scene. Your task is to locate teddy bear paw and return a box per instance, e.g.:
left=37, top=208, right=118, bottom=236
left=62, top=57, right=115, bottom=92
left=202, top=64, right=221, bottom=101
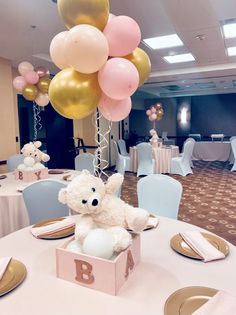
left=107, top=226, right=132, bottom=253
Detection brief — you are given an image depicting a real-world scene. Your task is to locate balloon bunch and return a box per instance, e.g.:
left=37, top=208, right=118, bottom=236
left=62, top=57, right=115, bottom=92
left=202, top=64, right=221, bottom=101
left=13, top=62, right=51, bottom=107
left=48, top=0, right=151, bottom=122
left=146, top=103, right=164, bottom=122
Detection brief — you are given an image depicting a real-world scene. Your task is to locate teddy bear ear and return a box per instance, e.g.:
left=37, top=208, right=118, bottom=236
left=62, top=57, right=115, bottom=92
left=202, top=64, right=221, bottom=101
left=58, top=188, right=68, bottom=204
left=34, top=141, right=42, bottom=148
left=41, top=153, right=50, bottom=162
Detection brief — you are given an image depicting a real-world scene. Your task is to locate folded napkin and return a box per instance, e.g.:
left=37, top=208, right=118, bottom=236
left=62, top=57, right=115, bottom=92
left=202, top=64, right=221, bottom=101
left=147, top=216, right=159, bottom=229
left=180, top=230, right=225, bottom=262
left=0, top=257, right=11, bottom=281
left=192, top=290, right=236, bottom=315
left=31, top=217, right=75, bottom=238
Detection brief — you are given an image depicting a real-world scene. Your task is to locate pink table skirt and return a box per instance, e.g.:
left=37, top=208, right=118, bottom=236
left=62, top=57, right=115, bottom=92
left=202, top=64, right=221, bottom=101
left=130, top=145, right=179, bottom=174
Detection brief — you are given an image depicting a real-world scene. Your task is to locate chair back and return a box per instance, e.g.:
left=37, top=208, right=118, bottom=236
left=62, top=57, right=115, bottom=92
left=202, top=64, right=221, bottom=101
left=136, top=142, right=153, bottom=176
left=117, top=139, right=129, bottom=156
left=230, top=136, right=236, bottom=142
left=231, top=138, right=236, bottom=159
left=23, top=180, right=69, bottom=225
left=7, top=154, right=24, bottom=172
left=162, top=131, right=168, bottom=140
left=181, top=140, right=195, bottom=163
left=74, top=153, right=95, bottom=174
left=137, top=174, right=182, bottom=219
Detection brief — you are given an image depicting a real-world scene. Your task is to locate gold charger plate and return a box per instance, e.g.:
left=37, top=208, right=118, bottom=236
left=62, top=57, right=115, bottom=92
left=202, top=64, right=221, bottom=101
left=164, top=286, right=218, bottom=315
left=32, top=217, right=75, bottom=240
left=48, top=169, right=65, bottom=175
left=170, top=232, right=229, bottom=259
left=0, top=259, right=27, bottom=297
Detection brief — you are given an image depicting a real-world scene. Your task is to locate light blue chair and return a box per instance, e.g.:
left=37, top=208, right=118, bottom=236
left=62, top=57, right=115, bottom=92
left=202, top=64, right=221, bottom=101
left=74, top=153, right=95, bottom=174
left=112, top=140, right=130, bottom=172
left=7, top=154, right=24, bottom=172
left=117, top=139, right=129, bottom=156
left=136, top=142, right=154, bottom=177
left=171, top=140, right=195, bottom=176
left=231, top=139, right=236, bottom=172
left=137, top=174, right=183, bottom=219
left=23, top=180, right=70, bottom=225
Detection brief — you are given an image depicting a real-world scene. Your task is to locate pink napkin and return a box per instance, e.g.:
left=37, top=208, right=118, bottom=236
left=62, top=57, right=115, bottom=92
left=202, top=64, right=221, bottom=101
left=180, top=230, right=225, bottom=262
left=192, top=290, right=236, bottom=315
left=0, top=257, right=11, bottom=281
left=31, top=217, right=75, bottom=238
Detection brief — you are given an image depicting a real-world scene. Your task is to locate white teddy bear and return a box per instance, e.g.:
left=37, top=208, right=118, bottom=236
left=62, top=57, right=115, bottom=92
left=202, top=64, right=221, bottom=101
left=149, top=129, right=159, bottom=148
left=58, top=170, right=149, bottom=253
left=17, top=141, right=50, bottom=171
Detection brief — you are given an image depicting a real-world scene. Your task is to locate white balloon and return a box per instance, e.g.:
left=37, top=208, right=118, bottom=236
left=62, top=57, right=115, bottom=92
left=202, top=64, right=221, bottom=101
left=83, top=229, right=114, bottom=259
left=35, top=93, right=49, bottom=107
left=18, top=61, right=34, bottom=76
left=66, top=240, right=83, bottom=254
left=24, top=157, right=35, bottom=167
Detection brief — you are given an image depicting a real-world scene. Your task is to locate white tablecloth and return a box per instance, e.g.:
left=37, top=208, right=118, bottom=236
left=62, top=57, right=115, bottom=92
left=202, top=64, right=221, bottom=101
left=130, top=145, right=179, bottom=173
left=192, top=141, right=231, bottom=161
left=0, top=172, right=73, bottom=238
left=0, top=216, right=235, bottom=315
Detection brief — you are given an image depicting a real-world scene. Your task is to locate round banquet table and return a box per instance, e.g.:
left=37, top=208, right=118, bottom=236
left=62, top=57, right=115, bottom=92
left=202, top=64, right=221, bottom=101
left=0, top=216, right=236, bottom=315
left=0, top=171, right=75, bottom=238
left=130, top=145, right=179, bottom=174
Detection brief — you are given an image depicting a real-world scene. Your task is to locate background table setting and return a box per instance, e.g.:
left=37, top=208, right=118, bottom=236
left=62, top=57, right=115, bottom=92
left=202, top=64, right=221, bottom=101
left=0, top=170, right=79, bottom=237
left=130, top=145, right=179, bottom=173
left=0, top=215, right=236, bottom=315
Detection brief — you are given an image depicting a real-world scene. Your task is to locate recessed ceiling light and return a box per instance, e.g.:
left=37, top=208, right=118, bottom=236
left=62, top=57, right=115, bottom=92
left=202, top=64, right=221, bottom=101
left=227, top=46, right=236, bottom=56
left=223, top=23, right=236, bottom=38
left=163, top=53, right=195, bottom=63
left=143, top=34, right=183, bottom=50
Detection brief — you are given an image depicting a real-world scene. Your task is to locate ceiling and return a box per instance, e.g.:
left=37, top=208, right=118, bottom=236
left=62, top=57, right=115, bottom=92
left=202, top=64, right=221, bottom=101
left=1, top=0, right=236, bottom=97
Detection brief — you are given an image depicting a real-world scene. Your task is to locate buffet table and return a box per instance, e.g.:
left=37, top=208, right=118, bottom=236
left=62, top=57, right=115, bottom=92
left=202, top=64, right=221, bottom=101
left=192, top=141, right=231, bottom=161
left=0, top=216, right=235, bottom=315
left=130, top=145, right=179, bottom=174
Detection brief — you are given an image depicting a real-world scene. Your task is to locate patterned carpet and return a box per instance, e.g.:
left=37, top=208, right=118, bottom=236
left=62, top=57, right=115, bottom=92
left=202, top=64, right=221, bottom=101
left=119, top=161, right=236, bottom=246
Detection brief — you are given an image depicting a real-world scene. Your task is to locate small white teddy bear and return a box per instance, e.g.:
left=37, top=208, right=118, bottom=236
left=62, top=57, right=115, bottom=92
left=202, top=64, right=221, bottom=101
left=58, top=170, right=149, bottom=253
left=149, top=129, right=159, bottom=148
left=17, top=141, right=50, bottom=171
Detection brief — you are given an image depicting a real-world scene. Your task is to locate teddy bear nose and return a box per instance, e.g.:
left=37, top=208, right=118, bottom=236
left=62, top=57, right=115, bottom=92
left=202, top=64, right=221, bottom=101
left=92, top=199, right=98, bottom=206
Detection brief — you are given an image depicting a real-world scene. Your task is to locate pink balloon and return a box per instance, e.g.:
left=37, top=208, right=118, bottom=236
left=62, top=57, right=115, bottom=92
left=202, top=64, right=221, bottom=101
left=146, top=109, right=151, bottom=116
left=13, top=76, right=26, bottom=92
left=98, top=94, right=131, bottom=122
left=35, top=66, right=50, bottom=78
left=50, top=31, right=68, bottom=70
left=98, top=58, right=139, bottom=100
left=24, top=71, right=39, bottom=84
left=35, top=93, right=50, bottom=107
left=151, top=113, right=157, bottom=120
left=18, top=61, right=34, bottom=76
left=151, top=107, right=156, bottom=113
left=103, top=15, right=141, bottom=57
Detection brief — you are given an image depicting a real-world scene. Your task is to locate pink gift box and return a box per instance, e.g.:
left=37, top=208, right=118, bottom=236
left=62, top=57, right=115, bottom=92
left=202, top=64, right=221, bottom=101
left=56, top=233, right=140, bottom=295
left=15, top=168, right=49, bottom=182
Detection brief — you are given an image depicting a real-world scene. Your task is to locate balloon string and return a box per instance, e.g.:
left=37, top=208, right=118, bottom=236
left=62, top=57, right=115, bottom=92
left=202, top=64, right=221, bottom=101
left=93, top=110, right=112, bottom=178
left=33, top=102, right=42, bottom=140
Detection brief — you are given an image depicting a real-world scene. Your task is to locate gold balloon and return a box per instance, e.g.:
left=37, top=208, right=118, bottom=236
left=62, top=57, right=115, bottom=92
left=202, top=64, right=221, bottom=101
left=37, top=78, right=51, bottom=94
left=48, top=68, right=101, bottom=119
left=22, top=84, right=38, bottom=101
left=124, top=48, right=151, bottom=86
left=156, top=109, right=164, bottom=121
left=58, top=0, right=109, bottom=31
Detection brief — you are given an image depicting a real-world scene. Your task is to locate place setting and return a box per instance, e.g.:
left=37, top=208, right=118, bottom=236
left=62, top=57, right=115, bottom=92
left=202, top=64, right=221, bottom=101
left=170, top=230, right=229, bottom=261
left=0, top=257, right=27, bottom=297
left=164, top=286, right=236, bottom=315
left=30, top=216, right=76, bottom=240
